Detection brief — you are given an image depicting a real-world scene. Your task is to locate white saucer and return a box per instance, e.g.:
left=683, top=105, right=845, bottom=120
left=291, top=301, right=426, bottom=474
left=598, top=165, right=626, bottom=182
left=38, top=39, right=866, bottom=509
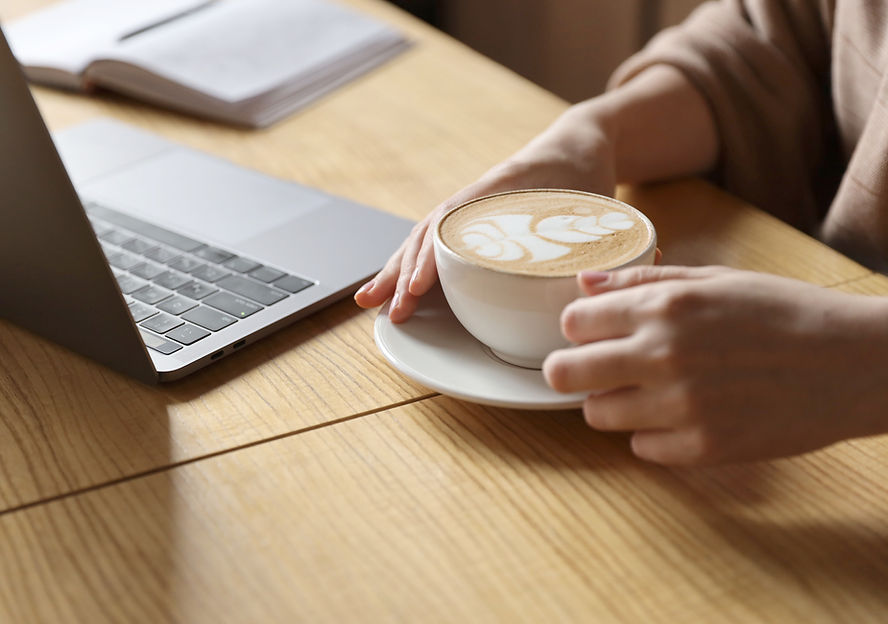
left=374, top=285, right=587, bottom=410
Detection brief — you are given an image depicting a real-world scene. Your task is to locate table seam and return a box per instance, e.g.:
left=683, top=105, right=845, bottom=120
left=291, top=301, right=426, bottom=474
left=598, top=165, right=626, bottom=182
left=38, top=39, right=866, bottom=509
left=0, top=392, right=440, bottom=518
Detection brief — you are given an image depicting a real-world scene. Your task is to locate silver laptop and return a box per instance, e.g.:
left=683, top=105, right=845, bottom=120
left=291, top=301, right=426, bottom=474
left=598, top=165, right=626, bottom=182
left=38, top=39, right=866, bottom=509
left=0, top=26, right=413, bottom=383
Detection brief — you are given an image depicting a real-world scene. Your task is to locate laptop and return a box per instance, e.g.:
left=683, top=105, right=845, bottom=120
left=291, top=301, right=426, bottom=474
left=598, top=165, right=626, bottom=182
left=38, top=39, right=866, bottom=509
left=0, top=26, right=413, bottom=383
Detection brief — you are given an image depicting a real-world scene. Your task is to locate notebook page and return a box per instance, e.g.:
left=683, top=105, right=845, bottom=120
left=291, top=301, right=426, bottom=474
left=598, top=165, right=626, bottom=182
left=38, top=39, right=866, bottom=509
left=5, top=0, right=211, bottom=80
left=102, top=0, right=403, bottom=103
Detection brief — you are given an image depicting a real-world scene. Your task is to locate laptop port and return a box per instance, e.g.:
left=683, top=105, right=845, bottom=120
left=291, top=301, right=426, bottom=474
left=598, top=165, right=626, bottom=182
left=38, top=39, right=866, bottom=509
left=233, top=339, right=246, bottom=349
left=211, top=350, right=224, bottom=360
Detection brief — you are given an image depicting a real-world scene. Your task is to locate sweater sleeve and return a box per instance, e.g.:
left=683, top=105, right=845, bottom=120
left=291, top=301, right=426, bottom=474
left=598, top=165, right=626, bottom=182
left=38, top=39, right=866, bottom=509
left=609, top=0, right=835, bottom=231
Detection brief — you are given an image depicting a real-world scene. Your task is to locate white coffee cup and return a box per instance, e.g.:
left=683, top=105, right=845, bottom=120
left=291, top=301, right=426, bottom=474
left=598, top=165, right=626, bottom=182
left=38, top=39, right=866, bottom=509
left=433, top=189, right=656, bottom=369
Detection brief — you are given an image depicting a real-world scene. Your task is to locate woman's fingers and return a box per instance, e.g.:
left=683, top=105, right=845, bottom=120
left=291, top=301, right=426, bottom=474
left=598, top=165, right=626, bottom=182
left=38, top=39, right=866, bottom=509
left=354, top=214, right=438, bottom=320
left=578, top=264, right=731, bottom=296
left=408, top=226, right=439, bottom=296
left=543, top=337, right=650, bottom=393
left=630, top=428, right=714, bottom=466
left=407, top=171, right=555, bottom=298
left=559, top=289, right=643, bottom=344
left=580, top=386, right=685, bottom=431
left=561, top=266, right=726, bottom=344
left=387, top=220, right=433, bottom=322
left=353, top=240, right=407, bottom=309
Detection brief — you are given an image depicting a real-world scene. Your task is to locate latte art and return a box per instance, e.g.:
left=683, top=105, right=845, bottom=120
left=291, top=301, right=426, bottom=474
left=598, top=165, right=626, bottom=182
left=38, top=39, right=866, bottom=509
left=460, top=211, right=636, bottom=263
left=439, top=190, right=653, bottom=276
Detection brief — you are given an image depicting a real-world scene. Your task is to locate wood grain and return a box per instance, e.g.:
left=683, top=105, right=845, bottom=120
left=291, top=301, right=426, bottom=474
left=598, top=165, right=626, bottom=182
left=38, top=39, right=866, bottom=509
left=1, top=395, right=886, bottom=623
left=831, top=272, right=888, bottom=295
left=621, top=179, right=871, bottom=285
left=0, top=299, right=435, bottom=509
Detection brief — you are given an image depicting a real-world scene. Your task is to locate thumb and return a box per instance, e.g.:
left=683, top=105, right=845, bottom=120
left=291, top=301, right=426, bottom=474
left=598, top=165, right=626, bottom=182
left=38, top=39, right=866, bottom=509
left=577, top=264, right=732, bottom=295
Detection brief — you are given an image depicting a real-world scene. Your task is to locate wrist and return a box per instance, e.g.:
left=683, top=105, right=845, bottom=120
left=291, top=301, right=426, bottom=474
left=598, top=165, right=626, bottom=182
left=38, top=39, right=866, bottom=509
left=540, top=79, right=657, bottom=185
left=590, top=64, right=720, bottom=185
left=494, top=101, right=617, bottom=196
left=551, top=100, right=618, bottom=178
left=847, top=295, right=888, bottom=439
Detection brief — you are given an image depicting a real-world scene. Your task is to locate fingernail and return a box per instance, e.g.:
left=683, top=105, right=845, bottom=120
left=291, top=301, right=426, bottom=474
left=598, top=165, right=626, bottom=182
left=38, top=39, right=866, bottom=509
left=389, top=293, right=401, bottom=314
left=355, top=280, right=374, bottom=296
left=579, top=271, right=609, bottom=286
left=408, top=268, right=420, bottom=292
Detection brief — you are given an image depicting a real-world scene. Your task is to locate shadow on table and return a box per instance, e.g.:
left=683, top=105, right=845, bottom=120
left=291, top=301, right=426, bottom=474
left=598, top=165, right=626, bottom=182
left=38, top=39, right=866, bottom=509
left=163, top=297, right=366, bottom=400
left=438, top=400, right=777, bottom=501
left=427, top=397, right=888, bottom=609
left=713, top=514, right=888, bottom=609
left=0, top=297, right=364, bottom=512
left=0, top=295, right=368, bottom=620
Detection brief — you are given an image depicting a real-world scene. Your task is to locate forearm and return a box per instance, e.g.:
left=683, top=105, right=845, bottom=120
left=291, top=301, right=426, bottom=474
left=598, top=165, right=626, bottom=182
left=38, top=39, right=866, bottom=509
left=842, top=295, right=888, bottom=441
left=512, top=64, right=720, bottom=188
left=601, top=64, right=719, bottom=184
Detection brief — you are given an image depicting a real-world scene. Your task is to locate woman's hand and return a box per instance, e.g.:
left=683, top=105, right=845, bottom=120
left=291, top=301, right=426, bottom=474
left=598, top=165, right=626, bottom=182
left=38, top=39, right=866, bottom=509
left=354, top=103, right=619, bottom=322
left=543, top=266, right=888, bottom=466
left=355, top=64, right=719, bottom=323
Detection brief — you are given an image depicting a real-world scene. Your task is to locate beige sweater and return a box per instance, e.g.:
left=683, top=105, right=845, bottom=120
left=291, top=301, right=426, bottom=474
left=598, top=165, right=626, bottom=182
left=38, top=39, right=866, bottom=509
left=611, top=0, right=888, bottom=272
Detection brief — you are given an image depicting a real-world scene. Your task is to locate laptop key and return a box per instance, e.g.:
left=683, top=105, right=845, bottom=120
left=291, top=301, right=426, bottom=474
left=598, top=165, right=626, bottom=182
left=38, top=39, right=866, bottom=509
left=182, top=306, right=237, bottom=331
left=166, top=323, right=211, bottom=345
left=248, top=266, right=285, bottom=283
left=130, top=262, right=166, bottom=280
left=141, top=313, right=184, bottom=334
left=99, top=229, right=133, bottom=246
left=139, top=329, right=182, bottom=355
left=128, top=301, right=158, bottom=323
left=157, top=295, right=198, bottom=315
left=177, top=281, right=218, bottom=300
left=132, top=284, right=172, bottom=305
left=217, top=275, right=287, bottom=305
left=106, top=250, right=141, bottom=270
left=154, top=271, right=191, bottom=290
left=223, top=256, right=262, bottom=273
left=169, top=256, right=206, bottom=273
left=143, top=246, right=179, bottom=263
left=122, top=237, right=155, bottom=254
left=273, top=274, right=313, bottom=294
left=193, top=246, right=234, bottom=264
left=204, top=291, right=263, bottom=319
left=115, top=273, right=147, bottom=294
left=191, top=264, right=230, bottom=283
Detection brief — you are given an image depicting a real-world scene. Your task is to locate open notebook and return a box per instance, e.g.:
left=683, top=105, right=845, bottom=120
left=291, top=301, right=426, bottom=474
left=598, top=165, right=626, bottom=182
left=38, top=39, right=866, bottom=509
left=5, top=0, right=410, bottom=127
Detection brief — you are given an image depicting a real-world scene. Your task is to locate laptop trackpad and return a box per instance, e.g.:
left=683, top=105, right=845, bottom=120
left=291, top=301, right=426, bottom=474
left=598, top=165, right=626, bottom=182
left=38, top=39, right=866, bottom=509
left=80, top=148, right=329, bottom=246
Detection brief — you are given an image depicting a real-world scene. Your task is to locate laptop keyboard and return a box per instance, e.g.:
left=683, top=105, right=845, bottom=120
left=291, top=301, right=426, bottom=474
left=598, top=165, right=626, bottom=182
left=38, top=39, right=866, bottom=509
left=85, top=202, right=314, bottom=355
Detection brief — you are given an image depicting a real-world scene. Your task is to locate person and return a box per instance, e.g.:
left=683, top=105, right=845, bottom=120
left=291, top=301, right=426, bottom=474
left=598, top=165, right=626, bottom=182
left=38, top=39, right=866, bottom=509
left=355, top=1, right=888, bottom=466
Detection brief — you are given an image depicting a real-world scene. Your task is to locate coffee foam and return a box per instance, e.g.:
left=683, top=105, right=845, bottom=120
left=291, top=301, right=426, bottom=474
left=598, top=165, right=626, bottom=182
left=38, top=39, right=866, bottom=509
left=439, top=190, right=651, bottom=276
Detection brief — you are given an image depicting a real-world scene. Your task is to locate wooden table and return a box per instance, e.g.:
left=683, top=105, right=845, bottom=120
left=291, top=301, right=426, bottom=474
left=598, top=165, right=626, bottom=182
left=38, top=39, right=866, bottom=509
left=2, top=1, right=887, bottom=622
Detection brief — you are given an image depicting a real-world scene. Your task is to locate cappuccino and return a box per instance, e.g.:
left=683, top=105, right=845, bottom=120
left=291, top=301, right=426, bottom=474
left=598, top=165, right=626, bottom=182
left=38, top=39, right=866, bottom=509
left=439, top=189, right=653, bottom=276
left=433, top=189, right=656, bottom=368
